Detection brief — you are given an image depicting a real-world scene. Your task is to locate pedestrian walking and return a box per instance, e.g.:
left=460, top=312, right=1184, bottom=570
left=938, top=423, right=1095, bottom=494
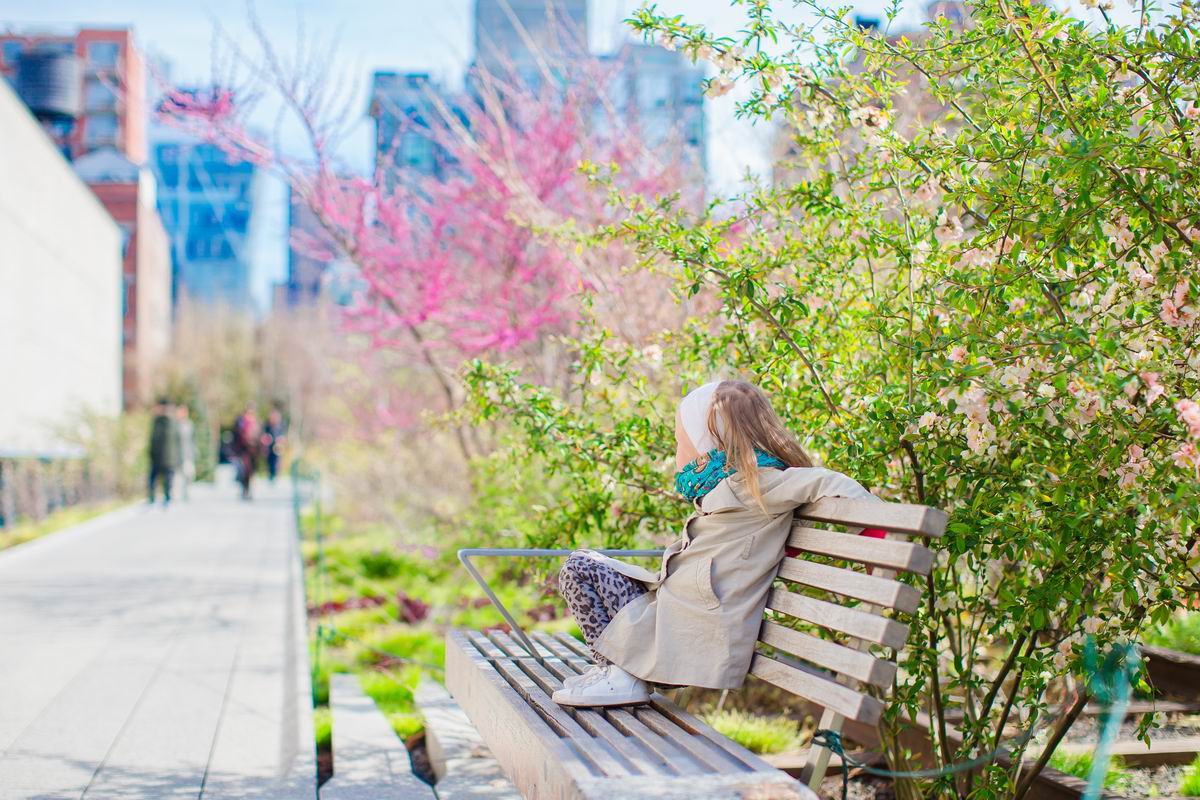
left=175, top=405, right=196, bottom=501
left=231, top=407, right=259, bottom=500
left=262, top=407, right=286, bottom=483
left=147, top=399, right=178, bottom=507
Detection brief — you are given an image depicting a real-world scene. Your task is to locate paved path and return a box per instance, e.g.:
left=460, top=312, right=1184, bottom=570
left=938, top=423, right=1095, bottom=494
left=0, top=478, right=316, bottom=799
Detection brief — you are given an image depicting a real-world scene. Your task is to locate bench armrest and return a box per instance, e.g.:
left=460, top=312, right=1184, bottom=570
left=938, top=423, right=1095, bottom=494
left=458, top=548, right=664, bottom=662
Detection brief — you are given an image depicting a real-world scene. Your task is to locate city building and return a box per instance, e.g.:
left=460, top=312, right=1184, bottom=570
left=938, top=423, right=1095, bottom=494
left=275, top=185, right=363, bottom=308
left=606, top=42, right=706, bottom=174
left=368, top=71, right=458, bottom=183
left=473, top=0, right=588, bottom=87
left=276, top=185, right=330, bottom=306
left=0, top=77, right=122, bottom=453
left=74, top=148, right=172, bottom=407
left=368, top=0, right=705, bottom=195
left=150, top=118, right=268, bottom=308
left=0, top=27, right=146, bottom=164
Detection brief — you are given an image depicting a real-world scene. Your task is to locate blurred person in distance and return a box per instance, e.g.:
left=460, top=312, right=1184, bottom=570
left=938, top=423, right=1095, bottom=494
left=261, top=406, right=286, bottom=483
left=175, top=404, right=196, bottom=501
left=147, top=398, right=178, bottom=508
left=231, top=406, right=260, bottom=500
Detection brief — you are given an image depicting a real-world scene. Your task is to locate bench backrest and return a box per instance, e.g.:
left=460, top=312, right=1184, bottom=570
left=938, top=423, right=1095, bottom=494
left=749, top=497, right=946, bottom=784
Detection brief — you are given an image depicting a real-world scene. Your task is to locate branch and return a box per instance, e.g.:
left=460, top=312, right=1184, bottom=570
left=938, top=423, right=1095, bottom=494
left=1012, top=691, right=1088, bottom=800
left=693, top=261, right=841, bottom=420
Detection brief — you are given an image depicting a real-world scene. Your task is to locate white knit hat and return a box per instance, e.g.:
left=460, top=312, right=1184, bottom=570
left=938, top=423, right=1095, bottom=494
left=677, top=380, right=725, bottom=454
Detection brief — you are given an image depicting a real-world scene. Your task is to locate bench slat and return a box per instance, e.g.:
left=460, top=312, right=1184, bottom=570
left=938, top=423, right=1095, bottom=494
left=766, top=588, right=911, bottom=650
left=552, top=632, right=596, bottom=662
left=545, top=633, right=777, bottom=776
left=749, top=653, right=884, bottom=725
left=488, top=654, right=636, bottom=777
left=776, top=559, right=921, bottom=614
left=488, top=633, right=687, bottom=777
left=527, top=645, right=708, bottom=777
left=533, top=634, right=756, bottom=775
left=531, top=632, right=591, bottom=672
left=468, top=631, right=628, bottom=777
left=798, top=498, right=947, bottom=537
left=788, top=526, right=933, bottom=575
left=478, top=635, right=632, bottom=776
left=466, top=632, right=580, bottom=746
left=519, top=658, right=674, bottom=777
left=643, top=693, right=781, bottom=774
left=445, top=630, right=602, bottom=795
left=759, top=621, right=896, bottom=688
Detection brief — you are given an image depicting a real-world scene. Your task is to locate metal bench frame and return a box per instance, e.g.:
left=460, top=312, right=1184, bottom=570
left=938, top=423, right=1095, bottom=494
left=458, top=548, right=663, bottom=668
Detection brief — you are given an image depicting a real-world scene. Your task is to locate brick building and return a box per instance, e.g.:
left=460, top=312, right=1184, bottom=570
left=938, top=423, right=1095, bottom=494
left=0, top=27, right=146, bottom=163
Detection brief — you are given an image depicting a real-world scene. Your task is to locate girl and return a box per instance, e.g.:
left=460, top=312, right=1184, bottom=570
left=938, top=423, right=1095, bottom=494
left=552, top=379, right=878, bottom=707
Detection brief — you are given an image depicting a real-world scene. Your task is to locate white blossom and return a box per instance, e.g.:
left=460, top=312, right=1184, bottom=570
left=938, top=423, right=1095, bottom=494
left=705, top=76, right=735, bottom=98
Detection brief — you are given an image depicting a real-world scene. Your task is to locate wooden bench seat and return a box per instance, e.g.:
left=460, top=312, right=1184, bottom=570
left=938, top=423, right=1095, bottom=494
left=447, top=497, right=947, bottom=799
left=446, top=629, right=811, bottom=799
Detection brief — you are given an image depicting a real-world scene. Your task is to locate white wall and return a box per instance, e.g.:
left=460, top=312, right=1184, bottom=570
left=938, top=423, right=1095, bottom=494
left=0, top=79, right=122, bottom=454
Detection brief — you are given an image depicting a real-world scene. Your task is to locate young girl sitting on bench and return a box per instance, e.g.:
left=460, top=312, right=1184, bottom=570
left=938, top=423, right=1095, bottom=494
left=553, top=379, right=880, bottom=707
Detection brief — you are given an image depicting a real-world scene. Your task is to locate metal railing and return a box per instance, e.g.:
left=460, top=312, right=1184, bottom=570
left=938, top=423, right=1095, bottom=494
left=458, top=548, right=664, bottom=664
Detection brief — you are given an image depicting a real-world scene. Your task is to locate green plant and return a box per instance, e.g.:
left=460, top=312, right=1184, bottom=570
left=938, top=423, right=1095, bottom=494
left=0, top=499, right=128, bottom=552
left=313, top=707, right=332, bottom=751
left=701, top=709, right=803, bottom=755
left=1144, top=612, right=1200, bottom=656
left=386, top=711, right=424, bottom=740
left=359, top=548, right=404, bottom=581
left=1049, top=751, right=1132, bottom=792
left=360, top=669, right=417, bottom=709
left=361, top=669, right=425, bottom=740
left=1180, top=753, right=1200, bottom=797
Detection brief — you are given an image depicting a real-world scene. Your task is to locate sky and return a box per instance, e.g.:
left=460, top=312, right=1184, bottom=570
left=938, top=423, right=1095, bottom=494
left=0, top=0, right=1134, bottom=309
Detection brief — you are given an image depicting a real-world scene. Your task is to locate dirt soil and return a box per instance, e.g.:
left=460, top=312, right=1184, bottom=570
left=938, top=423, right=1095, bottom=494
left=1065, top=712, right=1200, bottom=744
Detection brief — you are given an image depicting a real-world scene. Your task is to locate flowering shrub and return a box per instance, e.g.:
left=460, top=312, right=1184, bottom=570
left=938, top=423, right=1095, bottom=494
left=467, top=0, right=1200, bottom=795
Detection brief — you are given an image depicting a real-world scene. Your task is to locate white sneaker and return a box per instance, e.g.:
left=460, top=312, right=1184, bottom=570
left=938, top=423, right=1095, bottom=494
left=562, top=664, right=604, bottom=690
left=552, top=664, right=650, bottom=707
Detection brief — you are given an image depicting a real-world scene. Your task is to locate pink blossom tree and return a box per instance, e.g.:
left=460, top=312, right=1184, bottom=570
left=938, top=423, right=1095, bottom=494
left=158, top=13, right=697, bottom=462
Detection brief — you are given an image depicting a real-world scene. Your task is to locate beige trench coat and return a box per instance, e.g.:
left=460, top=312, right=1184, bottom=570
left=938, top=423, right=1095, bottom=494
left=586, top=466, right=877, bottom=690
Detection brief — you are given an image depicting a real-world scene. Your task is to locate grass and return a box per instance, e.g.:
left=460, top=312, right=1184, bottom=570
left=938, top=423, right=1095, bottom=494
left=701, top=709, right=804, bottom=755
left=1143, top=611, right=1200, bottom=656
left=313, top=707, right=332, bottom=751
left=1048, top=750, right=1133, bottom=792
left=1180, top=753, right=1200, bottom=797
left=299, top=506, right=575, bottom=747
left=0, top=499, right=129, bottom=552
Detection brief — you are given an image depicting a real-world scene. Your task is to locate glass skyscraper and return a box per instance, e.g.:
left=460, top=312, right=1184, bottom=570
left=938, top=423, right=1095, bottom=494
left=150, top=120, right=265, bottom=308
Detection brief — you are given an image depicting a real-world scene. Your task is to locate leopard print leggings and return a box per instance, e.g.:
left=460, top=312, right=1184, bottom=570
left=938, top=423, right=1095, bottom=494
left=558, top=551, right=647, bottom=665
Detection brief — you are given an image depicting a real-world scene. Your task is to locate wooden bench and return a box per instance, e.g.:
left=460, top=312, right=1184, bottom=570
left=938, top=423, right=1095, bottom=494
left=447, top=497, right=947, bottom=799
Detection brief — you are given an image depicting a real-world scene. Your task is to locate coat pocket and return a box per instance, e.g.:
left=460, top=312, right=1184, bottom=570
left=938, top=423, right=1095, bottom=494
left=739, top=534, right=756, bottom=560
left=694, top=557, right=721, bottom=610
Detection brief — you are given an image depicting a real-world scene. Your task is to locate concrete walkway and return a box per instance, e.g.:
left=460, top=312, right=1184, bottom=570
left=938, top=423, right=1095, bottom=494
left=0, top=478, right=316, bottom=799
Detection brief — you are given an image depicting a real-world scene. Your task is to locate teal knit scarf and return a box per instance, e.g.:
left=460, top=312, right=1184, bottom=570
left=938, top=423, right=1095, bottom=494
left=674, top=448, right=786, bottom=502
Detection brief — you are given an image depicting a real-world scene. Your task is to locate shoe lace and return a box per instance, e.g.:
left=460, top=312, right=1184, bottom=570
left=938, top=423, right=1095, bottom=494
left=575, top=665, right=611, bottom=688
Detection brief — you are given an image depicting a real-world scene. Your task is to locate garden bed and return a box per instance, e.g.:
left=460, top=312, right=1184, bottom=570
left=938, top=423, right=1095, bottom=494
left=295, top=507, right=577, bottom=785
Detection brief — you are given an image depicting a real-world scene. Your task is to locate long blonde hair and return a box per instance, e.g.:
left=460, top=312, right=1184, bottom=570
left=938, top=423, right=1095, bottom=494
left=706, top=380, right=812, bottom=510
